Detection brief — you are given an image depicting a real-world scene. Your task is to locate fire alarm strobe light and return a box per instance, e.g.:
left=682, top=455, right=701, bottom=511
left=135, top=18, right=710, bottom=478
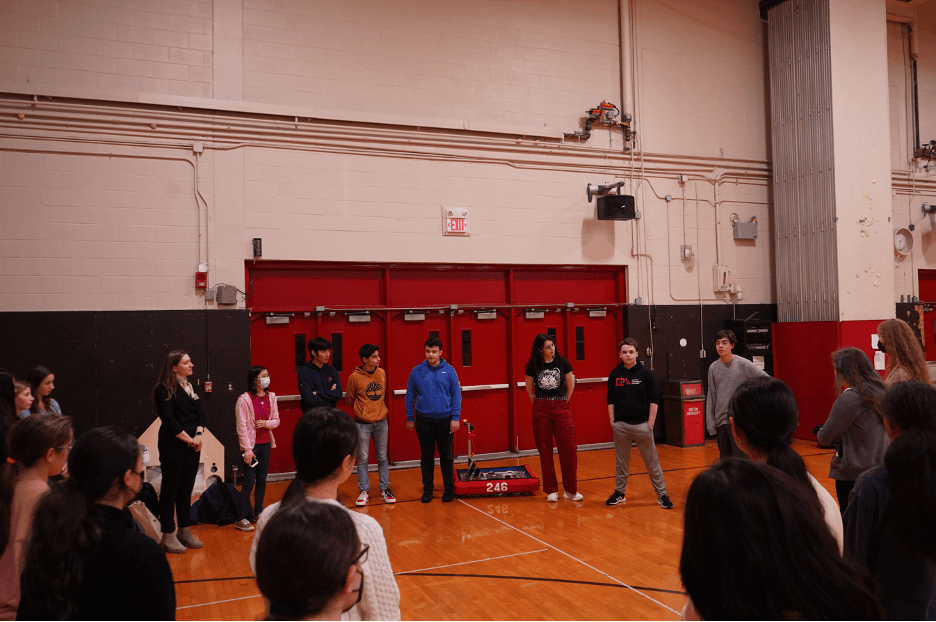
left=196, top=272, right=207, bottom=289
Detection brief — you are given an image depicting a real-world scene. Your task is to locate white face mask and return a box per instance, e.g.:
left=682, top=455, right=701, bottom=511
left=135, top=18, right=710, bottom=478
left=258, top=377, right=271, bottom=389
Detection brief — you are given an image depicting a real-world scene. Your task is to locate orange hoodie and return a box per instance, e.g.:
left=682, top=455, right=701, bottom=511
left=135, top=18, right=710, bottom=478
left=344, top=366, right=389, bottom=423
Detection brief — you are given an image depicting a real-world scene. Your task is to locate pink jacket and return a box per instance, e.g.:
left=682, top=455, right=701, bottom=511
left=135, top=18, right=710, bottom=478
left=235, top=391, right=280, bottom=456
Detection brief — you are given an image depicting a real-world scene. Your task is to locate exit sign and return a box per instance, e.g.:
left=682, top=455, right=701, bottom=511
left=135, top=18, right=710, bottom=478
left=442, top=206, right=470, bottom=236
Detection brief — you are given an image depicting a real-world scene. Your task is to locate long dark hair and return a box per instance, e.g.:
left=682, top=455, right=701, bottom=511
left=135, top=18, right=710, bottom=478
left=0, top=368, right=16, bottom=425
left=27, top=366, right=54, bottom=414
left=878, top=381, right=936, bottom=560
left=19, top=426, right=140, bottom=619
left=0, top=414, right=72, bottom=552
left=153, top=350, right=187, bottom=401
left=282, top=407, right=358, bottom=504
left=729, top=376, right=823, bottom=517
left=877, top=319, right=929, bottom=383
left=525, top=333, right=565, bottom=379
left=832, top=347, right=885, bottom=407
left=257, top=502, right=360, bottom=621
left=680, top=459, right=881, bottom=620
left=248, top=365, right=267, bottom=396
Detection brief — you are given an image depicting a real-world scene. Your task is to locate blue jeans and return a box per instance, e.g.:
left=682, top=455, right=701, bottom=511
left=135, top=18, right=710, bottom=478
left=356, top=419, right=390, bottom=492
left=239, top=442, right=270, bottom=520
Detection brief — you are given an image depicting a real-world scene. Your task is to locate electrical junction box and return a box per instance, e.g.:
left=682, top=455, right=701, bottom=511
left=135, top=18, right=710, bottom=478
left=217, top=284, right=238, bottom=305
left=733, top=221, right=758, bottom=240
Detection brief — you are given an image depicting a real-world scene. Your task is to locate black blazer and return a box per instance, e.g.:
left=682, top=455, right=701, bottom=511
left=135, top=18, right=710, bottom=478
left=154, top=383, right=205, bottom=438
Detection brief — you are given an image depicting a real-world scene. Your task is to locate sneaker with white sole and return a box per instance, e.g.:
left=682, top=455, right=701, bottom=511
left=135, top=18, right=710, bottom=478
left=564, top=491, right=584, bottom=502
left=381, top=489, right=396, bottom=504
left=546, top=492, right=559, bottom=502
left=235, top=518, right=254, bottom=532
left=606, top=491, right=626, bottom=506
left=356, top=491, right=369, bottom=507
left=658, top=494, right=674, bottom=510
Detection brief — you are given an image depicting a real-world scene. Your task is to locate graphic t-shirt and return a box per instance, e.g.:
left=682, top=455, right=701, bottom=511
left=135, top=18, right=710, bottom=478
left=525, top=358, right=574, bottom=398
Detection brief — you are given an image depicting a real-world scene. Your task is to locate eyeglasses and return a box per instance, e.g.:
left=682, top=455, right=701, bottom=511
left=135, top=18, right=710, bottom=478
left=352, top=544, right=369, bottom=566
left=341, top=545, right=369, bottom=614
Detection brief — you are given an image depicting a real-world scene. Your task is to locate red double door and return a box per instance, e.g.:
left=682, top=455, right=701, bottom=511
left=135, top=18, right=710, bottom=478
left=248, top=263, right=625, bottom=474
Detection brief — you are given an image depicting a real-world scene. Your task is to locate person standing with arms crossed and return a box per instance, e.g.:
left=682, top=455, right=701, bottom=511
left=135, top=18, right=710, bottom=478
left=605, top=338, right=673, bottom=509
left=346, top=344, right=395, bottom=507
left=406, top=337, right=461, bottom=504
left=706, top=330, right=767, bottom=458
left=298, top=337, right=342, bottom=411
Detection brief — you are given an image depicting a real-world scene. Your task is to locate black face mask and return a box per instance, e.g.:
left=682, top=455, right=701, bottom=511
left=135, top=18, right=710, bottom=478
left=878, top=341, right=887, bottom=354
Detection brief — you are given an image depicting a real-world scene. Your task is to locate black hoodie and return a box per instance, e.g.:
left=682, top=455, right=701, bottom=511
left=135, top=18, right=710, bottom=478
left=606, top=361, right=660, bottom=424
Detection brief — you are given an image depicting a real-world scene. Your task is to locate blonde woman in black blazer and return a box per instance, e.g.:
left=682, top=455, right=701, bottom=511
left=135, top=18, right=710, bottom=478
left=153, top=350, right=206, bottom=554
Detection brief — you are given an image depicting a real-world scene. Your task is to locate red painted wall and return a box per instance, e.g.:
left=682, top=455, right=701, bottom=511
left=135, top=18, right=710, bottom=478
left=773, top=320, right=886, bottom=439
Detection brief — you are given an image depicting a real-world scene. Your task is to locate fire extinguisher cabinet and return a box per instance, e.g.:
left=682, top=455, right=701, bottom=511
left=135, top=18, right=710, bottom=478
left=662, top=380, right=705, bottom=448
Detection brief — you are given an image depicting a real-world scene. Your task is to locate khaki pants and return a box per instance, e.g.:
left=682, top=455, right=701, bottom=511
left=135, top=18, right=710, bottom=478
left=611, top=420, right=667, bottom=497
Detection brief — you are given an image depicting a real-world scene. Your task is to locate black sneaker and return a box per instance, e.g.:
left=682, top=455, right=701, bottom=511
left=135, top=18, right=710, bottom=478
left=442, top=490, right=455, bottom=502
left=658, top=494, right=674, bottom=510
left=606, top=491, right=626, bottom=506
left=421, top=491, right=433, bottom=503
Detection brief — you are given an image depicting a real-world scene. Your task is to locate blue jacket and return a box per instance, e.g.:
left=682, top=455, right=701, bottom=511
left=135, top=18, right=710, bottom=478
left=405, top=359, right=461, bottom=421
left=297, top=361, right=342, bottom=411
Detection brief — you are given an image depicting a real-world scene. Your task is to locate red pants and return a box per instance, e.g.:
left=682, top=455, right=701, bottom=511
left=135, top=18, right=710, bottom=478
left=532, top=399, right=578, bottom=495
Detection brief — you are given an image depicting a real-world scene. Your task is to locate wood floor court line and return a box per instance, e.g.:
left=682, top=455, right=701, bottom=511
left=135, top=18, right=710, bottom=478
left=175, top=576, right=254, bottom=585
left=400, top=572, right=685, bottom=595
left=395, top=548, right=549, bottom=574
left=457, top=498, right=682, bottom=616
left=176, top=594, right=261, bottom=610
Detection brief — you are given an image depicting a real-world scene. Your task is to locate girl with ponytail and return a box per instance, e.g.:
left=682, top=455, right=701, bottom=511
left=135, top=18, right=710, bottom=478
left=255, top=502, right=365, bottom=621
left=248, top=407, right=400, bottom=621
left=0, top=414, right=71, bottom=619
left=844, top=381, right=936, bottom=619
left=16, top=427, right=175, bottom=620
left=729, top=376, right=844, bottom=551
left=818, top=347, right=889, bottom=511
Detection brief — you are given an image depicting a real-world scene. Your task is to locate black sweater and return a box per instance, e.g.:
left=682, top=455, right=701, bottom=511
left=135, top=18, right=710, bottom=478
left=17, top=504, right=176, bottom=620
left=606, top=361, right=660, bottom=424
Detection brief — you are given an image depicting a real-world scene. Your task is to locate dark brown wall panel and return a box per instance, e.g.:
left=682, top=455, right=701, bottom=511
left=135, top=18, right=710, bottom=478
left=0, top=310, right=249, bottom=480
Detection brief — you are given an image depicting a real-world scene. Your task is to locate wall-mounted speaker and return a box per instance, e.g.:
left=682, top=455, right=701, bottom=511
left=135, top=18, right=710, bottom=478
left=597, top=194, right=636, bottom=220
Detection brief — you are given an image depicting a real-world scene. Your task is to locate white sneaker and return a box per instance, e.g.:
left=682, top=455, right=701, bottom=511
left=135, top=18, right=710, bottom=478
left=564, top=492, right=584, bottom=501
left=356, top=491, right=369, bottom=507
left=546, top=492, right=559, bottom=502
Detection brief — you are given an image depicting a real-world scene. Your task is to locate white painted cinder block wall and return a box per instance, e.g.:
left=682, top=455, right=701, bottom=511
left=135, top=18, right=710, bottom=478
left=7, top=0, right=914, bottom=314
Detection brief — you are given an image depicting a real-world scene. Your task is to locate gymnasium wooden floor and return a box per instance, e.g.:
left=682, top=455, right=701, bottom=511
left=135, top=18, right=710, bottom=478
left=170, top=439, right=836, bottom=621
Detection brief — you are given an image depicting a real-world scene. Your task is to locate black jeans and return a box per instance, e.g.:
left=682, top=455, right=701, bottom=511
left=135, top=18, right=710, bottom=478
left=715, top=424, right=749, bottom=460
left=238, top=442, right=271, bottom=520
left=835, top=479, right=855, bottom=514
left=157, top=436, right=200, bottom=533
left=415, top=415, right=454, bottom=493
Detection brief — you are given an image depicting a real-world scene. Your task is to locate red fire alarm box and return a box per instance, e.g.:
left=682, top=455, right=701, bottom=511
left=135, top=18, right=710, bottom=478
left=662, top=380, right=705, bottom=448
left=196, top=272, right=207, bottom=288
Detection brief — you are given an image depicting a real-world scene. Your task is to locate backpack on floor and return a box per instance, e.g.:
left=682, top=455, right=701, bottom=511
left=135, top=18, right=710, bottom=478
left=190, top=481, right=238, bottom=526
left=134, top=481, right=160, bottom=518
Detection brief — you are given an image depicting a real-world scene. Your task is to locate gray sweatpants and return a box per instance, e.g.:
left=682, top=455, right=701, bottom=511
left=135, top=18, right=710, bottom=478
left=612, top=421, right=667, bottom=496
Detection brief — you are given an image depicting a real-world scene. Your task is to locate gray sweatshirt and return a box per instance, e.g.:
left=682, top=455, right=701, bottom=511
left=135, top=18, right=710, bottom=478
left=817, top=386, right=889, bottom=480
left=705, top=355, right=768, bottom=433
